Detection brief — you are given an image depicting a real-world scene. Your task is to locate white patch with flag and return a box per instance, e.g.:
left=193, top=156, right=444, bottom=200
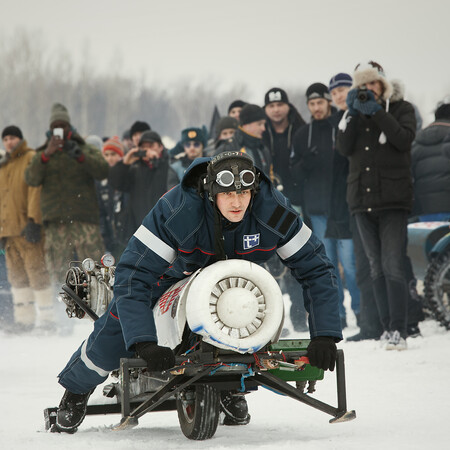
left=243, top=233, right=260, bottom=250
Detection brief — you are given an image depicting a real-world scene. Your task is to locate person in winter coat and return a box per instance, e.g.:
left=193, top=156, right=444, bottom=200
left=327, top=74, right=382, bottom=341
left=53, top=151, right=342, bottom=433
left=0, top=126, right=54, bottom=333
left=262, top=87, right=308, bottom=332
left=170, top=127, right=207, bottom=182
left=204, top=116, right=238, bottom=157
left=336, top=61, right=416, bottom=350
left=411, top=97, right=450, bottom=221
left=108, top=130, right=173, bottom=241
left=96, top=136, right=129, bottom=260
left=25, top=104, right=108, bottom=288
left=214, top=104, right=272, bottom=177
left=291, top=83, right=357, bottom=329
left=262, top=87, right=305, bottom=200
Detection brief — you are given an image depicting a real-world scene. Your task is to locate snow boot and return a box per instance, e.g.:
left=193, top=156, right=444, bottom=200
left=55, top=389, right=93, bottom=433
left=10, top=286, right=35, bottom=333
left=220, top=392, right=251, bottom=425
left=385, top=330, right=407, bottom=351
left=33, top=287, right=57, bottom=333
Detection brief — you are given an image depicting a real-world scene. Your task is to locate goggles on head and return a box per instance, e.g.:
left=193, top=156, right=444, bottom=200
left=215, top=168, right=255, bottom=189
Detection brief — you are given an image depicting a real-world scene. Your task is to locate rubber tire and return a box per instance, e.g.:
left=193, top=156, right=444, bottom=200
left=423, top=251, right=450, bottom=329
left=177, top=384, right=220, bottom=440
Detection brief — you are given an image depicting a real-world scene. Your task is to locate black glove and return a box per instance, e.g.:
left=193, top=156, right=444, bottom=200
left=21, top=221, right=42, bottom=244
left=135, top=341, right=175, bottom=372
left=306, top=337, right=337, bottom=371
left=64, top=140, right=83, bottom=159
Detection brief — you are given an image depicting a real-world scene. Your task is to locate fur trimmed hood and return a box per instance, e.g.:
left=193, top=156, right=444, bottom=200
left=351, top=61, right=393, bottom=101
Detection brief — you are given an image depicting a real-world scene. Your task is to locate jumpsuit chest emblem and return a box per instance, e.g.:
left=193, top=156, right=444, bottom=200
left=243, top=233, right=260, bottom=250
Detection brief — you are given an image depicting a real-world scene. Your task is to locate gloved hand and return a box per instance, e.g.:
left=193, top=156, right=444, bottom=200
left=306, top=336, right=337, bottom=371
left=21, top=221, right=42, bottom=243
left=64, top=140, right=83, bottom=159
left=345, top=89, right=359, bottom=116
left=354, top=89, right=382, bottom=116
left=135, top=341, right=175, bottom=372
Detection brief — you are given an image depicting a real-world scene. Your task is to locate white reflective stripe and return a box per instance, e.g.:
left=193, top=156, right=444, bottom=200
left=80, top=340, right=110, bottom=377
left=134, top=225, right=176, bottom=263
left=276, top=224, right=312, bottom=260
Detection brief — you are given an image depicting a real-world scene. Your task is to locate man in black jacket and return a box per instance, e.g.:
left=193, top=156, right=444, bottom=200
left=108, top=130, right=171, bottom=241
left=337, top=61, right=416, bottom=350
left=262, top=88, right=307, bottom=332
left=411, top=97, right=450, bottom=221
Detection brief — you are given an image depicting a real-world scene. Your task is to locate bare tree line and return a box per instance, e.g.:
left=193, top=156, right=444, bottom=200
left=0, top=30, right=309, bottom=147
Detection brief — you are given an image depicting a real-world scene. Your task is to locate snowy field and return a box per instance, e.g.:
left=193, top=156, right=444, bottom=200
left=1, top=295, right=449, bottom=450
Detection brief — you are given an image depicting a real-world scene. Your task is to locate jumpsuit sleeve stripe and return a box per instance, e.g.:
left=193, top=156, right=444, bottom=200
left=134, top=225, right=176, bottom=263
left=276, top=224, right=312, bottom=260
left=80, top=340, right=110, bottom=377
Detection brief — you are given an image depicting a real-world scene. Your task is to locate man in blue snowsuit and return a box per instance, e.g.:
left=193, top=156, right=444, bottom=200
left=55, top=151, right=342, bottom=433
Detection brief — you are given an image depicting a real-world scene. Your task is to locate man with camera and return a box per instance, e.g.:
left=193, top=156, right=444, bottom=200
left=25, top=104, right=108, bottom=301
left=336, top=61, right=416, bottom=350
left=108, top=130, right=173, bottom=241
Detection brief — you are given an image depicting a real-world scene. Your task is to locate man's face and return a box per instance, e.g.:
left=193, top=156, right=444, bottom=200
left=218, top=128, right=236, bottom=141
left=103, top=150, right=122, bottom=167
left=50, top=120, right=71, bottom=139
left=242, top=119, right=266, bottom=139
left=331, top=86, right=351, bottom=111
left=265, top=102, right=290, bottom=124
left=132, top=132, right=143, bottom=147
left=183, top=141, right=203, bottom=160
left=307, top=98, right=331, bottom=120
left=229, top=107, right=242, bottom=120
left=216, top=190, right=252, bottom=222
left=140, top=141, right=163, bottom=160
left=2, top=135, right=21, bottom=152
left=364, top=80, right=383, bottom=100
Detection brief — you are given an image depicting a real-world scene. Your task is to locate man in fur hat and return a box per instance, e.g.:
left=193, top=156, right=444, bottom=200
left=337, top=61, right=416, bottom=350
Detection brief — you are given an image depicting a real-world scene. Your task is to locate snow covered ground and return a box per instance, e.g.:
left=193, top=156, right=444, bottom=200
left=1, top=296, right=449, bottom=450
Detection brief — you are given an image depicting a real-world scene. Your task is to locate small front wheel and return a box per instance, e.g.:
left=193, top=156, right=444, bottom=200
left=177, top=384, right=219, bottom=440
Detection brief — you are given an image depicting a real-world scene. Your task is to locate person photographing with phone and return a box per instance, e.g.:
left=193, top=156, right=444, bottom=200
left=25, top=103, right=108, bottom=331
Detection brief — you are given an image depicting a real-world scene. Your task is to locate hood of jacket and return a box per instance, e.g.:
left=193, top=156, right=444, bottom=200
left=414, top=120, right=450, bottom=146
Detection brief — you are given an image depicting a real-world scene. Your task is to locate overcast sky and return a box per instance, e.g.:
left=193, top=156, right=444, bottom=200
left=2, top=0, right=449, bottom=124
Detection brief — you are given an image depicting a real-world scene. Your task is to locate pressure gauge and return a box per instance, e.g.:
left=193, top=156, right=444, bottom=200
left=82, top=257, right=96, bottom=272
left=101, top=253, right=115, bottom=268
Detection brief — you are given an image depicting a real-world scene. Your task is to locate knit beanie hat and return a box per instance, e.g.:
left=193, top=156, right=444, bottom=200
left=239, top=104, right=266, bottom=125
left=305, top=83, right=332, bottom=102
left=49, top=103, right=71, bottom=125
left=2, top=125, right=23, bottom=140
left=215, top=116, right=238, bottom=138
left=227, top=100, right=247, bottom=114
left=130, top=121, right=151, bottom=138
left=264, top=87, right=289, bottom=106
left=181, top=127, right=207, bottom=147
left=139, top=130, right=163, bottom=146
left=329, top=73, right=353, bottom=92
left=102, top=136, right=124, bottom=157
left=352, top=61, right=393, bottom=101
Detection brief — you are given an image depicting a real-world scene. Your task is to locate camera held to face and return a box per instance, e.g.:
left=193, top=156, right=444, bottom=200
left=135, top=149, right=147, bottom=158
left=357, top=88, right=369, bottom=103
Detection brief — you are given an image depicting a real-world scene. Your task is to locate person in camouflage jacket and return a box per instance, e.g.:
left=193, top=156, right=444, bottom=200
left=25, top=104, right=108, bottom=286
